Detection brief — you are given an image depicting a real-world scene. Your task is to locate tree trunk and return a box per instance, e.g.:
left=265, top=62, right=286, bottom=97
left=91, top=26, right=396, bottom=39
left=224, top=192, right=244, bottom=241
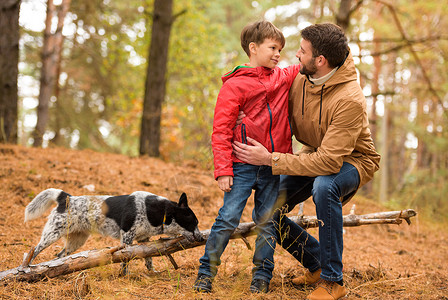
left=0, top=209, right=416, bottom=282
left=139, top=0, right=174, bottom=157
left=33, top=0, right=70, bottom=147
left=336, top=0, right=351, bottom=31
left=33, top=0, right=56, bottom=146
left=49, top=0, right=71, bottom=147
left=416, top=71, right=428, bottom=169
left=368, top=3, right=382, bottom=198
left=370, top=3, right=382, bottom=148
left=379, top=98, right=389, bottom=203
left=0, top=0, right=20, bottom=144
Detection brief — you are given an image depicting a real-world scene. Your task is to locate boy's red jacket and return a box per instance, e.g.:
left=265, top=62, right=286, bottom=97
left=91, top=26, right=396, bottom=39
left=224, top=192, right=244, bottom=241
left=212, top=65, right=300, bottom=179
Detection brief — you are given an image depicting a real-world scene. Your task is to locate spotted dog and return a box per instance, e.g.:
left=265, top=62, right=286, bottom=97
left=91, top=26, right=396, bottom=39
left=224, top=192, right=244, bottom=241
left=24, top=188, right=203, bottom=274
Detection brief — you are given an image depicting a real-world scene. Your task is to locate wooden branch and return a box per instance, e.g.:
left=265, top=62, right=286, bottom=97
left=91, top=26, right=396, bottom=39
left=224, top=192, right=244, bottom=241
left=354, top=43, right=416, bottom=57
left=0, top=209, right=416, bottom=283
left=351, top=35, right=448, bottom=44
left=348, top=0, right=365, bottom=19
left=166, top=253, right=179, bottom=269
left=172, top=8, right=187, bottom=21
left=352, top=36, right=448, bottom=58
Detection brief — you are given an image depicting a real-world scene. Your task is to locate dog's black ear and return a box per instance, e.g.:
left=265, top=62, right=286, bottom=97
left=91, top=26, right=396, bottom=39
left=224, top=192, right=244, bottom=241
left=178, top=193, right=188, bottom=208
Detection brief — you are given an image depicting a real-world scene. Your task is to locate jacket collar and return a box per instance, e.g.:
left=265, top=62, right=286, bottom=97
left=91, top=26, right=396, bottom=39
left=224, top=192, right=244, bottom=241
left=222, top=65, right=275, bottom=83
left=308, top=66, right=338, bottom=86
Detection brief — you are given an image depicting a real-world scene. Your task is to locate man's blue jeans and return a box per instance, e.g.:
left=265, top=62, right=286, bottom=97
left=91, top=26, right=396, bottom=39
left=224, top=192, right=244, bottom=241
left=274, top=162, right=360, bottom=282
left=198, top=163, right=279, bottom=282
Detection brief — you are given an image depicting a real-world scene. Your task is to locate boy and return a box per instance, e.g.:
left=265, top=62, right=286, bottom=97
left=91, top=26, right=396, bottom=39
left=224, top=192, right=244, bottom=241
left=193, top=20, right=299, bottom=293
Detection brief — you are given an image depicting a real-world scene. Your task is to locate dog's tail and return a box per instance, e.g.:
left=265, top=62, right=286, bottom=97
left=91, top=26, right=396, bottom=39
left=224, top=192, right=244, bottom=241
left=25, top=188, right=66, bottom=222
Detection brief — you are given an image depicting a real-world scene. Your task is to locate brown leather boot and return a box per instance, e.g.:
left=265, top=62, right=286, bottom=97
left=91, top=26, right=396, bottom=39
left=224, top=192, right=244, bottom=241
left=306, top=279, right=347, bottom=300
left=291, top=269, right=322, bottom=287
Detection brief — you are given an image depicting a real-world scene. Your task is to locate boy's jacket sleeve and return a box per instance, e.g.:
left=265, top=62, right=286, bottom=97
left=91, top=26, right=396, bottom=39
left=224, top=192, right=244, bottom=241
left=212, top=81, right=241, bottom=180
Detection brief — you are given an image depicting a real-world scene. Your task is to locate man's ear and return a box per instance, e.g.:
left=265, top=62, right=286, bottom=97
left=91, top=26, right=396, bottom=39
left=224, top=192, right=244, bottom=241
left=249, top=42, right=257, bottom=55
left=316, top=55, right=327, bottom=67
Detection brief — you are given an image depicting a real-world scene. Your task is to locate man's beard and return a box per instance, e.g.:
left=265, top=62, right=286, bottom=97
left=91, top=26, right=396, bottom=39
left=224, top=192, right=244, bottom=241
left=299, top=57, right=317, bottom=76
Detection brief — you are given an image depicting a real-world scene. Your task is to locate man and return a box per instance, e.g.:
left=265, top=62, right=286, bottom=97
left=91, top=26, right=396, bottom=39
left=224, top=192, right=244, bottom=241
left=233, top=23, right=380, bottom=300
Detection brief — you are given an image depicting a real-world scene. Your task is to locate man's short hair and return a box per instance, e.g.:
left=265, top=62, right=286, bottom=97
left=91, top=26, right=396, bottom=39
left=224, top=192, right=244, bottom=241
left=301, top=23, right=349, bottom=68
left=240, top=20, right=285, bottom=57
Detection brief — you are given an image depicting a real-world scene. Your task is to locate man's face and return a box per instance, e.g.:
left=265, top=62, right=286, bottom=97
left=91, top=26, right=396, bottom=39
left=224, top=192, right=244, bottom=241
left=296, top=39, right=318, bottom=76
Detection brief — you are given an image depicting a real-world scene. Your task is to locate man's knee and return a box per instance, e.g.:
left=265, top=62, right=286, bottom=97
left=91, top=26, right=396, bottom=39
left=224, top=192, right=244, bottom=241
left=312, top=176, right=340, bottom=202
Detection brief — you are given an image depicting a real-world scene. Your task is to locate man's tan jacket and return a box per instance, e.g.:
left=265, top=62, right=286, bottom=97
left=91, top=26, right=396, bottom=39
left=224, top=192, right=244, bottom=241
left=272, top=52, right=380, bottom=200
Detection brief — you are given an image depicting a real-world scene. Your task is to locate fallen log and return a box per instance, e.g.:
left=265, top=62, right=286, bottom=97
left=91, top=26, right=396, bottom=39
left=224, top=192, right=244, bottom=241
left=0, top=209, right=416, bottom=283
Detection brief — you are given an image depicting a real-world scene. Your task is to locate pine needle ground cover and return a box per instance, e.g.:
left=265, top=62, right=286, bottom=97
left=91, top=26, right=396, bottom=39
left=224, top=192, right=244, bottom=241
left=1, top=145, right=447, bottom=299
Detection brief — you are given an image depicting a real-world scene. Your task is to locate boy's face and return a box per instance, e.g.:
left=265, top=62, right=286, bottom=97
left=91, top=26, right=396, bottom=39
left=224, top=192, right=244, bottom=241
left=250, top=38, right=282, bottom=69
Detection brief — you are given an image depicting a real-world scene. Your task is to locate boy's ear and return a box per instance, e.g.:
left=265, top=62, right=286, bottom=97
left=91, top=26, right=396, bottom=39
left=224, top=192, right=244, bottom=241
left=249, top=42, right=257, bottom=55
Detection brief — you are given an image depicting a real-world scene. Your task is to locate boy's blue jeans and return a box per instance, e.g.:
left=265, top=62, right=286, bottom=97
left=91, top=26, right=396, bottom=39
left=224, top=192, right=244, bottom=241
left=274, top=162, right=360, bottom=282
left=198, top=163, right=279, bottom=283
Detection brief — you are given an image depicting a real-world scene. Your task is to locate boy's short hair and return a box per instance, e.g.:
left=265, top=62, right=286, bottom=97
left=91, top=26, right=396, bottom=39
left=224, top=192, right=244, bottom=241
left=240, top=20, right=285, bottom=57
left=301, top=23, right=349, bottom=68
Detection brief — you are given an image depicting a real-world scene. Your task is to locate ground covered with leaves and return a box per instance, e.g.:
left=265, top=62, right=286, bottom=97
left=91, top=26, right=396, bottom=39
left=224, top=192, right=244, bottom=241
left=0, top=144, right=447, bottom=299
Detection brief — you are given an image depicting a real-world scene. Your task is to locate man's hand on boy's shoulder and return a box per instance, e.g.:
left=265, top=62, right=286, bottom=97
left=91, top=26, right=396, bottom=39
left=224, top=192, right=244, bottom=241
left=217, top=176, right=233, bottom=192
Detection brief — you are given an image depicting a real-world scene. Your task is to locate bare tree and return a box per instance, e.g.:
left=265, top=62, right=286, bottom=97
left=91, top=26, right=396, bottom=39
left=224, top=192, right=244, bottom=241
left=0, top=0, right=20, bottom=144
left=33, top=0, right=71, bottom=147
left=139, top=0, right=174, bottom=157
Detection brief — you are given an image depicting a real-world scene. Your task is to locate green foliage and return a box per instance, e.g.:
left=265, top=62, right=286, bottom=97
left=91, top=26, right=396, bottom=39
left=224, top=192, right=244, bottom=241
left=159, top=0, right=224, bottom=166
left=396, top=169, right=448, bottom=222
left=395, top=118, right=448, bottom=220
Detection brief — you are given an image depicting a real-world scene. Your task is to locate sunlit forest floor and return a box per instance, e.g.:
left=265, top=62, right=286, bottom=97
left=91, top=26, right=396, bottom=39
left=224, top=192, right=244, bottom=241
left=1, top=144, right=447, bottom=299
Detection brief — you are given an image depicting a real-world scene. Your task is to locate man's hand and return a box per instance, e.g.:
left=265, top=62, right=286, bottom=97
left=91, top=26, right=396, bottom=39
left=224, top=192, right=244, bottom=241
left=233, top=137, right=272, bottom=166
left=217, top=175, right=233, bottom=192
left=235, top=111, right=246, bottom=126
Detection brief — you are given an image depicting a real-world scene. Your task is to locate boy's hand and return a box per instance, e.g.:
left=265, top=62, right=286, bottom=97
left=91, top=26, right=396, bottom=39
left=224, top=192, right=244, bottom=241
left=217, top=176, right=233, bottom=192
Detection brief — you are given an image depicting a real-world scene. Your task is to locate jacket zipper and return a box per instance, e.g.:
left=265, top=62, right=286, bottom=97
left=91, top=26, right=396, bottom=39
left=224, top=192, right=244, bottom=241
left=266, top=103, right=275, bottom=152
left=241, top=123, right=247, bottom=144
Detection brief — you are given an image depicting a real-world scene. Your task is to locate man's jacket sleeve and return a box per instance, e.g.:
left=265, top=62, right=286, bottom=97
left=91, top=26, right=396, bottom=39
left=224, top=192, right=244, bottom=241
left=298, top=144, right=315, bottom=155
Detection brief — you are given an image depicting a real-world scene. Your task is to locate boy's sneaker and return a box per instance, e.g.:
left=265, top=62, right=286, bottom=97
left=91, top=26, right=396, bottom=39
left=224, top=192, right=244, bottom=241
left=249, top=278, right=269, bottom=293
left=192, top=274, right=213, bottom=293
left=306, top=279, right=347, bottom=300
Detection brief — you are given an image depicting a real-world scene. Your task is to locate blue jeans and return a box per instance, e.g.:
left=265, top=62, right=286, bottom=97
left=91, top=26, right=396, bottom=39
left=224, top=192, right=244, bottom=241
left=198, top=163, right=279, bottom=282
left=274, top=162, right=360, bottom=282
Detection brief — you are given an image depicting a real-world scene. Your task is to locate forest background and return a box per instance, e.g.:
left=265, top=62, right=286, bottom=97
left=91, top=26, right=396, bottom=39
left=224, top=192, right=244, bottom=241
left=1, top=0, right=448, bottom=222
